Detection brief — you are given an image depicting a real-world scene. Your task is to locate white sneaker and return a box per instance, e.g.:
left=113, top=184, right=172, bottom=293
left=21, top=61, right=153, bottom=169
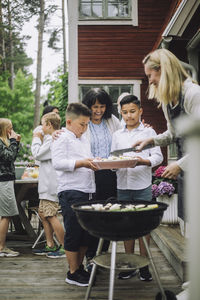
left=0, top=247, right=20, bottom=257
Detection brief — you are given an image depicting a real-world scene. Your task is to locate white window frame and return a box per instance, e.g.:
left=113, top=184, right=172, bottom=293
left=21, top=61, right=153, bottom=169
left=78, top=0, right=138, bottom=26
left=168, top=143, right=177, bottom=160
left=78, top=79, right=142, bottom=117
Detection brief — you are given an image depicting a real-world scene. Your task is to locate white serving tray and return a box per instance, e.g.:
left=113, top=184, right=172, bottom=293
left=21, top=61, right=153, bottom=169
left=93, top=157, right=138, bottom=170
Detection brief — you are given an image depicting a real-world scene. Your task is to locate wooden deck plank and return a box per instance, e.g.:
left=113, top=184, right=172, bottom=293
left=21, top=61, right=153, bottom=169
left=151, top=224, right=188, bottom=281
left=0, top=239, right=182, bottom=300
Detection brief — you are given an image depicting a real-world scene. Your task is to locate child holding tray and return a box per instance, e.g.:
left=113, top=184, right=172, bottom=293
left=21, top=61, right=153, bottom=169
left=51, top=103, right=98, bottom=287
left=111, top=95, right=163, bottom=281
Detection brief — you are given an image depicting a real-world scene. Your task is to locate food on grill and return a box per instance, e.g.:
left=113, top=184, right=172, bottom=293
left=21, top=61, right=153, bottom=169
left=80, top=203, right=158, bottom=212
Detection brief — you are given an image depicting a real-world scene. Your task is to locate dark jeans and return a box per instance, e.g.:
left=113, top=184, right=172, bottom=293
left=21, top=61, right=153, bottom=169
left=58, top=190, right=92, bottom=252
left=86, top=170, right=117, bottom=259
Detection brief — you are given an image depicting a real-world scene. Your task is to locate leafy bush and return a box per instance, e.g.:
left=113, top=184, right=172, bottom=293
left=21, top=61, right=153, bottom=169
left=16, top=142, right=34, bottom=163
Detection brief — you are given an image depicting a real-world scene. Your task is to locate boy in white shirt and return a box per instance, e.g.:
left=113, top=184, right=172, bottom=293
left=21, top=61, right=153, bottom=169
left=51, top=103, right=98, bottom=287
left=31, top=112, right=65, bottom=258
left=111, top=95, right=163, bottom=281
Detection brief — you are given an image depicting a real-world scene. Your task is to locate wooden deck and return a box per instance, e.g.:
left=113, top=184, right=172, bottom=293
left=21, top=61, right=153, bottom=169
left=0, top=238, right=182, bottom=300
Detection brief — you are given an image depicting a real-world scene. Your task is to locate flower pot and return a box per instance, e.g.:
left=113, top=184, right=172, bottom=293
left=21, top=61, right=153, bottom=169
left=157, top=194, right=178, bottom=224
left=15, top=167, right=26, bottom=180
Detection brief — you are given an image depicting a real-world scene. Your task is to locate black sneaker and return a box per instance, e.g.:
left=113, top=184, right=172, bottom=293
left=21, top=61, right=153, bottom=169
left=79, top=264, right=90, bottom=279
left=65, top=269, right=89, bottom=287
left=118, top=269, right=138, bottom=280
left=139, top=266, right=152, bottom=281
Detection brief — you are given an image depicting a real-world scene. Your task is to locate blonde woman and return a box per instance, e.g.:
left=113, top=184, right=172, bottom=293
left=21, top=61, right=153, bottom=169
left=0, top=118, right=21, bottom=257
left=133, top=48, right=200, bottom=222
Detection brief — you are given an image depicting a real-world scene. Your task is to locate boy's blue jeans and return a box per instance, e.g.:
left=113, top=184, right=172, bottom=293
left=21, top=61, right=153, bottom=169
left=117, top=185, right=152, bottom=202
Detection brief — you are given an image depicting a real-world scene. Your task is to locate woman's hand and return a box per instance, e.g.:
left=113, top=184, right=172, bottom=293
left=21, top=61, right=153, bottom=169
left=9, top=130, right=21, bottom=141
left=132, top=137, right=154, bottom=152
left=161, top=162, right=181, bottom=180
left=142, top=119, right=152, bottom=128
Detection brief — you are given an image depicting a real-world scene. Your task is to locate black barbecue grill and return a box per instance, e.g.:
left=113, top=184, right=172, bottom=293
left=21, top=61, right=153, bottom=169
left=72, top=200, right=167, bottom=241
left=72, top=199, right=177, bottom=300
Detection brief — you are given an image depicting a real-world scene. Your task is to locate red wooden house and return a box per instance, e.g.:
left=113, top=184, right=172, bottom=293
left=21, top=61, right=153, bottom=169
left=67, top=0, right=200, bottom=163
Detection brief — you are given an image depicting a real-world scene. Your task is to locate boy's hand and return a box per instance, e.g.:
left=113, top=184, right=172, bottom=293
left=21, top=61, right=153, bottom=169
left=134, top=156, right=151, bottom=166
left=33, top=131, right=43, bottom=142
left=52, top=129, right=65, bottom=140
left=76, top=158, right=98, bottom=171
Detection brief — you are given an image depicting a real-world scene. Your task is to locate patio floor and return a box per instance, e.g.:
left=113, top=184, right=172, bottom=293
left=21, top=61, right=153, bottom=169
left=0, top=237, right=182, bottom=300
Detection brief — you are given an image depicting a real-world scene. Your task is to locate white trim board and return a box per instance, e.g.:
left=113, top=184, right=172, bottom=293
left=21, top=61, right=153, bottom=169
left=162, top=0, right=200, bottom=37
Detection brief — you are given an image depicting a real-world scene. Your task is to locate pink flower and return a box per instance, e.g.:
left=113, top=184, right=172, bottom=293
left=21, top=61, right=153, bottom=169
left=154, top=166, right=166, bottom=177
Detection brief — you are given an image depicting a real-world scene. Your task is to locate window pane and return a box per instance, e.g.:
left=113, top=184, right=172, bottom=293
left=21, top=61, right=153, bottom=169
left=92, top=3, right=103, bottom=17
left=81, top=86, right=91, bottom=98
left=169, top=143, right=177, bottom=158
left=109, top=86, right=120, bottom=116
left=80, top=3, right=91, bottom=17
left=108, top=0, right=129, bottom=17
left=108, top=3, right=119, bottom=17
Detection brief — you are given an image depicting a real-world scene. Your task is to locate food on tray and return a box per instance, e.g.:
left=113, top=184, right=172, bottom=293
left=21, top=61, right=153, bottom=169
left=94, top=155, right=136, bottom=162
left=93, top=155, right=138, bottom=170
left=80, top=203, right=158, bottom=212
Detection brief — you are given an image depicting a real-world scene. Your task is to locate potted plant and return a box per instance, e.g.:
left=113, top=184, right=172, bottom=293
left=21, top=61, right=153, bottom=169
left=152, top=166, right=178, bottom=224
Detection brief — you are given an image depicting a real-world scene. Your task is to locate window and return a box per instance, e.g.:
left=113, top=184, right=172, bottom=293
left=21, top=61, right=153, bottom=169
left=79, top=84, right=133, bottom=118
left=168, top=143, right=177, bottom=159
left=79, top=0, right=131, bottom=20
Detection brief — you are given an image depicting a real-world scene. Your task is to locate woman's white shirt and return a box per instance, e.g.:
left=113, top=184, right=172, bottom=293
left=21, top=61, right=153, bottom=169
left=153, top=78, right=200, bottom=171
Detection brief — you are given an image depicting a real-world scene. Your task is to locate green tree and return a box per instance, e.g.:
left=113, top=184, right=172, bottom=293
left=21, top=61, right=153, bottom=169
left=44, top=67, right=68, bottom=126
left=0, top=0, right=34, bottom=83
left=0, top=69, right=34, bottom=143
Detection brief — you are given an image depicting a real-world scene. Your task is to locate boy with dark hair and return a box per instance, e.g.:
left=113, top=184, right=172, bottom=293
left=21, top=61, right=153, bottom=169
left=111, top=95, right=163, bottom=281
left=51, top=103, right=98, bottom=286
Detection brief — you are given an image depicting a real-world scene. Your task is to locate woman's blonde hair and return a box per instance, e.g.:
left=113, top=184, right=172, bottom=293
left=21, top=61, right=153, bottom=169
left=0, top=118, right=11, bottom=147
left=143, top=49, right=190, bottom=105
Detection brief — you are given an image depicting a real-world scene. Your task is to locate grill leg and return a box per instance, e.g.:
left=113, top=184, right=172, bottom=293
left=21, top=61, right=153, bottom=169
left=85, top=238, right=104, bottom=300
left=142, top=236, right=167, bottom=300
left=109, top=241, right=117, bottom=300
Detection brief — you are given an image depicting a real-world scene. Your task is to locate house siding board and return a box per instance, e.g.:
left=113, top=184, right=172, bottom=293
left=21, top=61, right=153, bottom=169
left=78, top=1, right=174, bottom=78
left=79, top=26, right=160, bottom=77
left=78, top=0, right=173, bottom=164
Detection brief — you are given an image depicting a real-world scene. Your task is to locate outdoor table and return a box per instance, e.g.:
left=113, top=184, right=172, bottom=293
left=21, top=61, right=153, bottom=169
left=13, top=179, right=39, bottom=241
